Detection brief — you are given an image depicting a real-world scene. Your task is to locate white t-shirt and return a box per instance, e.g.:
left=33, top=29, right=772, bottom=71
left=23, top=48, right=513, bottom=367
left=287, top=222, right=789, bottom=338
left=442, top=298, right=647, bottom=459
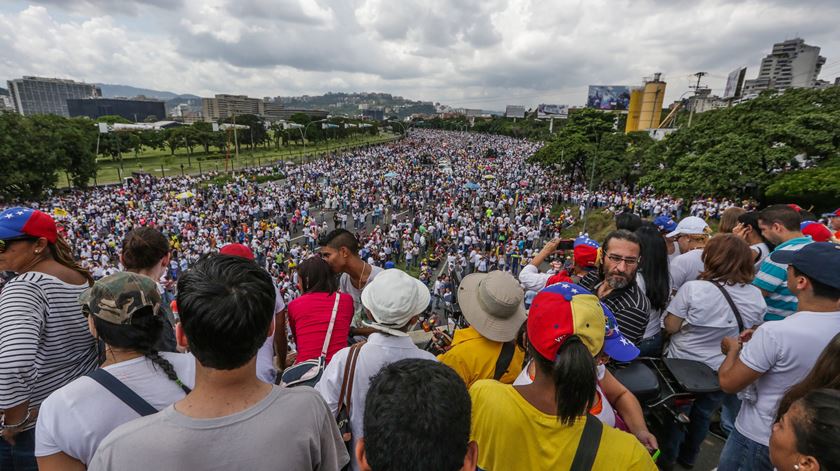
left=669, top=248, right=704, bottom=291
left=750, top=242, right=770, bottom=269
left=35, top=352, right=196, bottom=464
left=736, top=310, right=840, bottom=446
left=513, top=363, right=616, bottom=427
left=256, top=286, right=288, bottom=384
left=636, top=273, right=663, bottom=340
left=665, top=281, right=765, bottom=370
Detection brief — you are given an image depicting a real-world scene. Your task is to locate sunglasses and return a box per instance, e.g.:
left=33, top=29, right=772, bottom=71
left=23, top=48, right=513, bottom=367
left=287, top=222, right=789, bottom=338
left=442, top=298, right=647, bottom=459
left=0, top=236, right=39, bottom=254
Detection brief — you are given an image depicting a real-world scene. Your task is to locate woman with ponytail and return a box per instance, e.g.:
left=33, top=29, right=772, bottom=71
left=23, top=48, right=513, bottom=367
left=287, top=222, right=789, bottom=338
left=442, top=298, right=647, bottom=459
left=34, top=271, right=195, bottom=470
left=469, top=283, right=657, bottom=470
left=0, top=208, right=98, bottom=470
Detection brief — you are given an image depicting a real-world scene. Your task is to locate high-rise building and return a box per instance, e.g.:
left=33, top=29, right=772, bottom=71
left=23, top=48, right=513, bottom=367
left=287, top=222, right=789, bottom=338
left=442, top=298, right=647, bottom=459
left=201, top=94, right=265, bottom=121
left=7, top=76, right=101, bottom=116
left=67, top=97, right=165, bottom=122
left=743, top=38, right=826, bottom=94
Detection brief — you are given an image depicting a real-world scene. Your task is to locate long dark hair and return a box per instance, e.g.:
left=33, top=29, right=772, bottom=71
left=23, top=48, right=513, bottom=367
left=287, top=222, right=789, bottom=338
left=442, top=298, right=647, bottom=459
left=789, top=389, right=840, bottom=469
left=299, top=256, right=338, bottom=295
left=778, top=333, right=840, bottom=420
left=634, top=223, right=669, bottom=311
left=93, top=306, right=191, bottom=394
left=529, top=336, right=597, bottom=425
left=49, top=235, right=94, bottom=286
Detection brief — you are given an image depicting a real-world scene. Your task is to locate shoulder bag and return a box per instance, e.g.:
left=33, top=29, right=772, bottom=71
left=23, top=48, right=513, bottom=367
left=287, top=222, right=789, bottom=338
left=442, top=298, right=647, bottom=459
left=569, top=414, right=603, bottom=471
left=493, top=341, right=516, bottom=381
left=336, top=341, right=365, bottom=457
left=708, top=280, right=745, bottom=332
left=87, top=368, right=158, bottom=416
left=279, top=292, right=342, bottom=387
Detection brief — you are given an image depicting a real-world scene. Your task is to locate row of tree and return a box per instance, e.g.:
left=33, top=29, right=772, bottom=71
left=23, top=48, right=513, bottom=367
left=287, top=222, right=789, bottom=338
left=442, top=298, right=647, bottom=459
left=0, top=112, right=382, bottom=200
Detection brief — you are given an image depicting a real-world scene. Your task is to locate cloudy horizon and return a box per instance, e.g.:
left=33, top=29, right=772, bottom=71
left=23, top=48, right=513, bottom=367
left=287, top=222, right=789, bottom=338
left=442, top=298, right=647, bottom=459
left=2, top=0, right=839, bottom=110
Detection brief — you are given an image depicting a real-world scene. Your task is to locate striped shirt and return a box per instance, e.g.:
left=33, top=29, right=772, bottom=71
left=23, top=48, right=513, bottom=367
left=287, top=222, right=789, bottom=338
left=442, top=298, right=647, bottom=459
left=753, top=236, right=812, bottom=321
left=0, top=272, right=98, bottom=430
left=580, top=271, right=651, bottom=345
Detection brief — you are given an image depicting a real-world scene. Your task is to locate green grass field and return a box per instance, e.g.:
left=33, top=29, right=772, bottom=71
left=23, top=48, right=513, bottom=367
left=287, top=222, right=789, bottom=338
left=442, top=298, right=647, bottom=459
left=62, top=133, right=399, bottom=187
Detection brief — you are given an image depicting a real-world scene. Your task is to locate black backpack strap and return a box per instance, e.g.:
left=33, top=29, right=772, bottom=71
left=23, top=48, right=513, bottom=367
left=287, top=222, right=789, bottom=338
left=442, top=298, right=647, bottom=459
left=709, top=280, right=745, bottom=332
left=87, top=368, right=158, bottom=417
left=493, top=341, right=516, bottom=380
left=570, top=414, right=603, bottom=471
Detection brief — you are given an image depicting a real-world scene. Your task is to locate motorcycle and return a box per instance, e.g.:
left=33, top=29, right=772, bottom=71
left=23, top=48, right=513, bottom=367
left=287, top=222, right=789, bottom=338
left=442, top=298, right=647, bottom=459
left=610, top=357, right=720, bottom=436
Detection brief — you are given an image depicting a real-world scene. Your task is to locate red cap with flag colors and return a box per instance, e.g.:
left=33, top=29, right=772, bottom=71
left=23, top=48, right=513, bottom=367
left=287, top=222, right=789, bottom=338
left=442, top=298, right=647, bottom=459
left=573, top=235, right=600, bottom=267
left=0, top=207, right=58, bottom=243
left=527, top=282, right=605, bottom=360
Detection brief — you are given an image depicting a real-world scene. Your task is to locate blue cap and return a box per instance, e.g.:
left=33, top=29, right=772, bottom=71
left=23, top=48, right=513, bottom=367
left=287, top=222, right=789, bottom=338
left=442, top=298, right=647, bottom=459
left=653, top=215, right=677, bottom=233
left=770, top=242, right=840, bottom=290
left=384, top=261, right=396, bottom=269
left=600, top=302, right=641, bottom=362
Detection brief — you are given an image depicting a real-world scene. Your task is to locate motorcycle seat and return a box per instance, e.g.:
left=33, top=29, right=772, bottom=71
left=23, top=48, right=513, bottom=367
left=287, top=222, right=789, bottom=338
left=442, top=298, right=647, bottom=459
left=663, top=358, right=720, bottom=394
left=611, top=361, right=660, bottom=404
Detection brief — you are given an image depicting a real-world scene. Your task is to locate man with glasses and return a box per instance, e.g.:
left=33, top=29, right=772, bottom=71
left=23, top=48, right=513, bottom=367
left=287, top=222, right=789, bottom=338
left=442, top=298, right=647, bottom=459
left=579, top=230, right=651, bottom=346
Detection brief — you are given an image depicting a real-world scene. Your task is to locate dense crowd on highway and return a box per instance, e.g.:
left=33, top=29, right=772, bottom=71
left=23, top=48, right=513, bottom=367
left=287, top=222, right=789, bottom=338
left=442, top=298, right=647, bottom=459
left=1, top=129, right=839, bottom=470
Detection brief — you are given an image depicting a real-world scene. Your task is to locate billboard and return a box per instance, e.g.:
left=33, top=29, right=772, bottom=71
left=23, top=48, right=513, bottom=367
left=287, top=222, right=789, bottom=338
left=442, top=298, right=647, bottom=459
left=537, top=104, right=569, bottom=118
left=505, top=105, right=526, bottom=118
left=587, top=86, right=632, bottom=110
left=724, top=67, right=747, bottom=99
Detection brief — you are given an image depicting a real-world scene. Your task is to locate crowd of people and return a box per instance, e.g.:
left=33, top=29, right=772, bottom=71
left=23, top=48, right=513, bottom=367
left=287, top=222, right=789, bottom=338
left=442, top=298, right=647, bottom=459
left=0, top=129, right=839, bottom=470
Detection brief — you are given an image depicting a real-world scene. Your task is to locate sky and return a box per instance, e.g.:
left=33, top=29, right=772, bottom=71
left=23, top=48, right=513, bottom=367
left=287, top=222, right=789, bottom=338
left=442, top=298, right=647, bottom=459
left=2, top=0, right=840, bottom=110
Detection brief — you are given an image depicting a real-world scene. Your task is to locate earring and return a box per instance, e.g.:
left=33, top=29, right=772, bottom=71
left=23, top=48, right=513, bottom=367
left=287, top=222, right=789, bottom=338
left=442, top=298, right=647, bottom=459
left=795, top=465, right=800, bottom=470
left=34, top=250, right=41, bottom=254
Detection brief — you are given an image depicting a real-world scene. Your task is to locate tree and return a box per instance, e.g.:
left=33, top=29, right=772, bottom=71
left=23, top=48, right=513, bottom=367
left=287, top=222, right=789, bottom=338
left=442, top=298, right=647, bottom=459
left=529, top=108, right=620, bottom=183
left=164, top=128, right=182, bottom=155
left=0, top=113, right=97, bottom=198
left=638, top=87, right=840, bottom=199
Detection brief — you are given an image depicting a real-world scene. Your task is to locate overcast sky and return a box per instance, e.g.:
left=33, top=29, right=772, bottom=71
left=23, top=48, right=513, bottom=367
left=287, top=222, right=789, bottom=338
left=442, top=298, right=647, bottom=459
left=2, top=0, right=839, bottom=110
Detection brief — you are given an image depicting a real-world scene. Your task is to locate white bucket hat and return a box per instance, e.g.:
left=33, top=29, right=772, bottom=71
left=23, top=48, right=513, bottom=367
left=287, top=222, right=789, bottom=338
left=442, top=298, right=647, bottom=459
left=458, top=271, right=526, bottom=342
left=665, top=216, right=710, bottom=239
left=361, top=269, right=430, bottom=336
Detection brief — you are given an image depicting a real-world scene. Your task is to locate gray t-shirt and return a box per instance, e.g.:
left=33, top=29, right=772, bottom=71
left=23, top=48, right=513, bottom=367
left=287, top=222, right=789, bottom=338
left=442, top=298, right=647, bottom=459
left=340, top=264, right=384, bottom=327
left=89, top=386, right=349, bottom=471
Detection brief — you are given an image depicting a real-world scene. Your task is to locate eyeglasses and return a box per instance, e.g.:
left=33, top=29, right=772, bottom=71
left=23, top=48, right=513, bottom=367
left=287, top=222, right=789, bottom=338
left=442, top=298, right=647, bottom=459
left=605, top=253, right=640, bottom=267
left=0, top=236, right=38, bottom=254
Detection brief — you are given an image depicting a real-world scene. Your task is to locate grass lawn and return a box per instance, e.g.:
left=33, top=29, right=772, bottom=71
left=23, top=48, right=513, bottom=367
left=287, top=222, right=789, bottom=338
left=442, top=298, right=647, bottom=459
left=63, top=133, right=400, bottom=187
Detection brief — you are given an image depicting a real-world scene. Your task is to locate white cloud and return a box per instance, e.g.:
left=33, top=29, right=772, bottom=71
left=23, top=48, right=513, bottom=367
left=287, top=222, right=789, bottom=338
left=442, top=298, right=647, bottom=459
left=2, top=0, right=839, bottom=109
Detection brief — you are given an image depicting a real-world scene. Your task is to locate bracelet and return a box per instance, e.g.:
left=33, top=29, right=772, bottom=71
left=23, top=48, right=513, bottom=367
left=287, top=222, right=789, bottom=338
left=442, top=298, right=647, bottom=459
left=0, top=409, right=31, bottom=430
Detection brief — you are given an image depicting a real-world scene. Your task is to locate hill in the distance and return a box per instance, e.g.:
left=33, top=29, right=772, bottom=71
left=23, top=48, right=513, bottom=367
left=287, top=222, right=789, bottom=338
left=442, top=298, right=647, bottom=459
left=96, top=83, right=199, bottom=101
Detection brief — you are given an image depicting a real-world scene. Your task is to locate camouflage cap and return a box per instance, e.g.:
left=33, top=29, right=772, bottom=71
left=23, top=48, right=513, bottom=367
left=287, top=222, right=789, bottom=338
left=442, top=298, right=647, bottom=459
left=79, top=271, right=161, bottom=325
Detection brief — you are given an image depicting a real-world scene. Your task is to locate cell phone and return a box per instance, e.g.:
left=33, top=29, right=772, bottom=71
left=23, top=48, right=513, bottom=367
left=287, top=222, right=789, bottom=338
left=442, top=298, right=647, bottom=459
left=556, top=239, right=575, bottom=251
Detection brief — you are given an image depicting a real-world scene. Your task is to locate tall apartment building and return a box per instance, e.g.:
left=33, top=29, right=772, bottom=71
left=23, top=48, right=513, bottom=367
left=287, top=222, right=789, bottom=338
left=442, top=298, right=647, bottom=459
left=743, top=38, right=826, bottom=94
left=7, top=76, right=101, bottom=116
left=201, top=94, right=264, bottom=121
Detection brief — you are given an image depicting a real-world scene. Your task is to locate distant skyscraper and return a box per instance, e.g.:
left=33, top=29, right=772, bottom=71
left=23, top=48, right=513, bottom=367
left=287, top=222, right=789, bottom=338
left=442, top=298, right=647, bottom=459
left=201, top=94, right=264, bottom=121
left=7, top=76, right=100, bottom=116
left=743, top=38, right=826, bottom=94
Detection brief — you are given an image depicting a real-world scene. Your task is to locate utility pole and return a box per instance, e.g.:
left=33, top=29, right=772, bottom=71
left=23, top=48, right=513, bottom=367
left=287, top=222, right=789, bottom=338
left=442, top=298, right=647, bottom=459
left=687, top=71, right=707, bottom=128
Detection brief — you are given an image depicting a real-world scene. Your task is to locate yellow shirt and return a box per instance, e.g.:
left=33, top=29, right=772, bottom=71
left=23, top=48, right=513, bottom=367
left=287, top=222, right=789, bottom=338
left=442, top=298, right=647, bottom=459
left=437, top=327, right=525, bottom=388
left=469, top=380, right=657, bottom=471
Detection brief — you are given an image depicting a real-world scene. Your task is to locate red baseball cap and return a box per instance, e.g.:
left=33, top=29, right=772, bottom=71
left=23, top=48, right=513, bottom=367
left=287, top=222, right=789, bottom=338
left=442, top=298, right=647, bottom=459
left=527, top=283, right=605, bottom=360
left=801, top=222, right=832, bottom=243
left=219, top=243, right=255, bottom=260
left=0, top=207, right=58, bottom=243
